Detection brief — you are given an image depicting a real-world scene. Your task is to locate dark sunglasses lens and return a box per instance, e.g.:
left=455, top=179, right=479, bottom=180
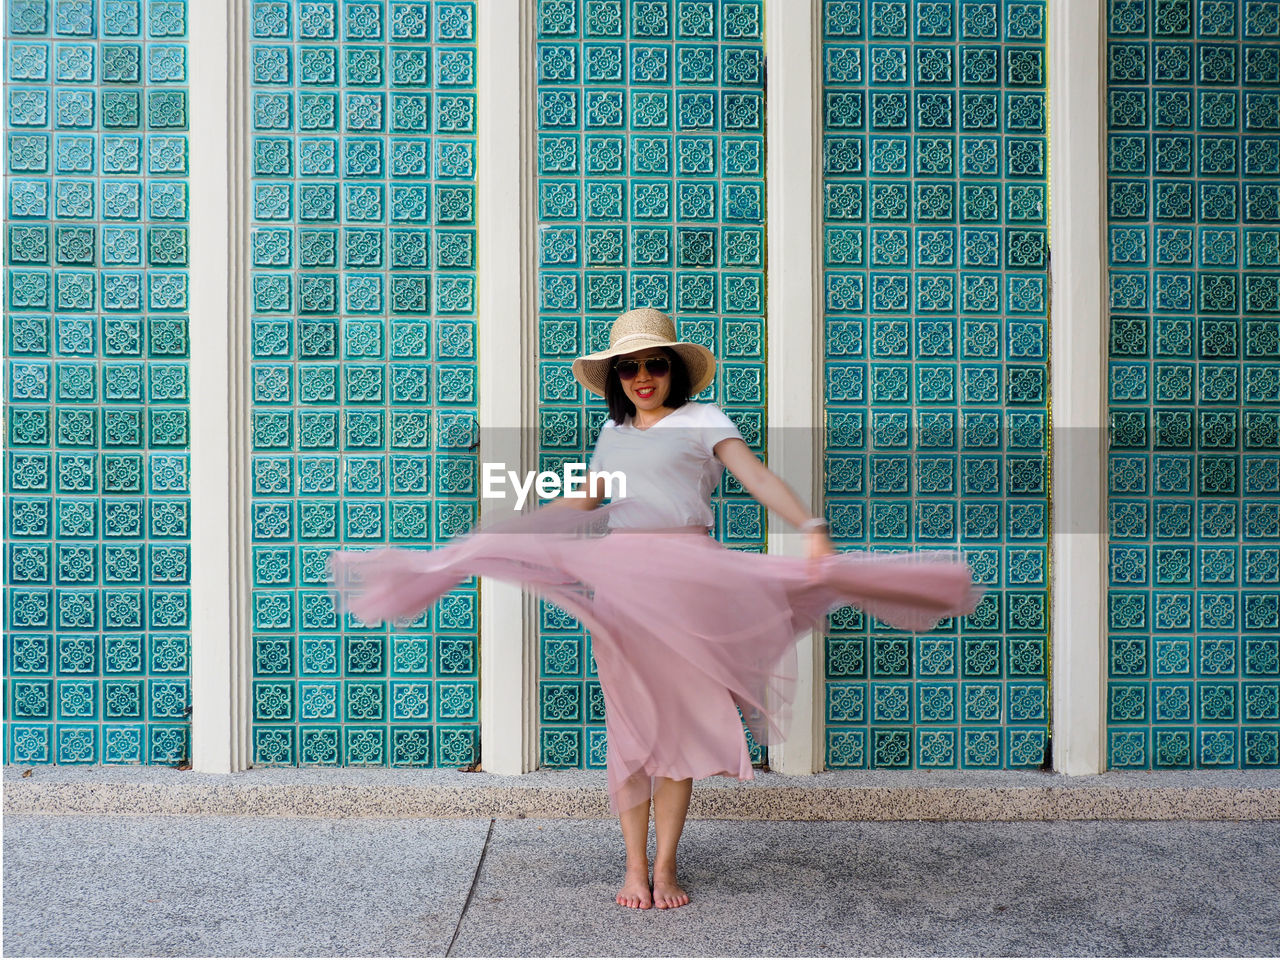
left=615, top=357, right=670, bottom=379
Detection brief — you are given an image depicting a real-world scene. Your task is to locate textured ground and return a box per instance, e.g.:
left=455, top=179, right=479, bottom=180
left=5, top=815, right=1279, bottom=957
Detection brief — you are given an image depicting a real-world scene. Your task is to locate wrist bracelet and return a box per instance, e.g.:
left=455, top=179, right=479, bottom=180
left=799, top=517, right=828, bottom=533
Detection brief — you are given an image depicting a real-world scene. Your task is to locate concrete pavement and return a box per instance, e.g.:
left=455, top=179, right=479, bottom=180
left=7, top=766, right=1280, bottom=821
left=5, top=814, right=1279, bottom=957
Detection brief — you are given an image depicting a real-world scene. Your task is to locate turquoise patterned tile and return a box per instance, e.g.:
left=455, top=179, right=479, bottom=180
left=247, top=0, right=479, bottom=766
left=535, top=0, right=768, bottom=768
left=1106, top=0, right=1280, bottom=769
left=4, top=0, right=191, bottom=764
left=822, top=0, right=1050, bottom=770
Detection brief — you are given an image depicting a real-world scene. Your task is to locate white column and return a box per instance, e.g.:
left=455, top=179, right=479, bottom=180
left=477, top=0, right=538, bottom=774
left=765, top=0, right=824, bottom=775
left=1048, top=0, right=1108, bottom=775
left=188, top=0, right=251, bottom=772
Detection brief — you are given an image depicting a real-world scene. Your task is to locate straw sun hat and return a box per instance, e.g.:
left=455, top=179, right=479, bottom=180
left=571, top=308, right=716, bottom=398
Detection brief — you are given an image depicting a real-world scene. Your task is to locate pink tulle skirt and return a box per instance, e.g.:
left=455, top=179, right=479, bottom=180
left=329, top=506, right=982, bottom=813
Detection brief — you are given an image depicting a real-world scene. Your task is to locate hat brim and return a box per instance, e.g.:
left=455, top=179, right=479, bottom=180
left=571, top=339, right=716, bottom=398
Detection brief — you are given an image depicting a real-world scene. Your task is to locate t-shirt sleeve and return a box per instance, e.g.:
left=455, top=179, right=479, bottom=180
left=588, top=419, right=616, bottom=473
left=696, top=404, right=744, bottom=457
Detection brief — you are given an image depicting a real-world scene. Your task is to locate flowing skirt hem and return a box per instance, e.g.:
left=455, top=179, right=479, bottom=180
left=330, top=507, right=982, bottom=813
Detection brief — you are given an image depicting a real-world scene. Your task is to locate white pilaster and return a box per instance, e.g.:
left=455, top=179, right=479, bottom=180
left=1048, top=0, right=1109, bottom=775
left=765, top=0, right=824, bottom=775
left=188, top=0, right=251, bottom=772
left=477, top=0, right=538, bottom=774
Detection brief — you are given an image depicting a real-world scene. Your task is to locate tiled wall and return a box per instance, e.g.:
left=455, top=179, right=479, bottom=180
left=1105, top=0, right=1280, bottom=768
left=247, top=0, right=481, bottom=767
left=6, top=0, right=193, bottom=764
left=533, top=0, right=769, bottom=768
left=16, top=0, right=1275, bottom=775
left=820, top=0, right=1052, bottom=768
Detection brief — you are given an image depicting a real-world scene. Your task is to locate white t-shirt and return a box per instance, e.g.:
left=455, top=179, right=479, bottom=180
left=588, top=402, right=745, bottom=529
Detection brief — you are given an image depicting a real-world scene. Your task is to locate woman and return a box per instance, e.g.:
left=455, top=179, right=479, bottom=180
left=331, top=308, right=980, bottom=911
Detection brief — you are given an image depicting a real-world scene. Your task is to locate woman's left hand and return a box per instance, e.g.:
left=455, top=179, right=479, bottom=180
left=807, top=529, right=837, bottom=561
left=806, top=529, right=836, bottom=581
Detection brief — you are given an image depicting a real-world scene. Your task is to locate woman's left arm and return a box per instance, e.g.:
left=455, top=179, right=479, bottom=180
left=713, top=437, right=836, bottom=559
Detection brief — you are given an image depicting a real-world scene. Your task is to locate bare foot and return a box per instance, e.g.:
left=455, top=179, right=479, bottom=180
left=616, top=868, right=653, bottom=909
left=652, top=872, right=690, bottom=909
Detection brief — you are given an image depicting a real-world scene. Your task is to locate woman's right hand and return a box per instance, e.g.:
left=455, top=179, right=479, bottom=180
left=545, top=470, right=606, bottom=511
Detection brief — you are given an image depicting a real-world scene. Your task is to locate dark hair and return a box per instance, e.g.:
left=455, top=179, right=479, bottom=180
left=604, top=347, right=692, bottom=423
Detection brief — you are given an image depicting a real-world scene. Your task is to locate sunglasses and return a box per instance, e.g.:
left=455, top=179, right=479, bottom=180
left=614, top=356, right=671, bottom=380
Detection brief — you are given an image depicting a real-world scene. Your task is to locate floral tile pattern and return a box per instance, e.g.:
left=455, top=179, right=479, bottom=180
left=15, top=0, right=1273, bottom=776
left=247, top=0, right=480, bottom=767
left=1105, top=0, right=1280, bottom=768
left=534, top=0, right=768, bottom=769
left=6, top=0, right=193, bottom=765
left=821, top=0, right=1051, bottom=769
